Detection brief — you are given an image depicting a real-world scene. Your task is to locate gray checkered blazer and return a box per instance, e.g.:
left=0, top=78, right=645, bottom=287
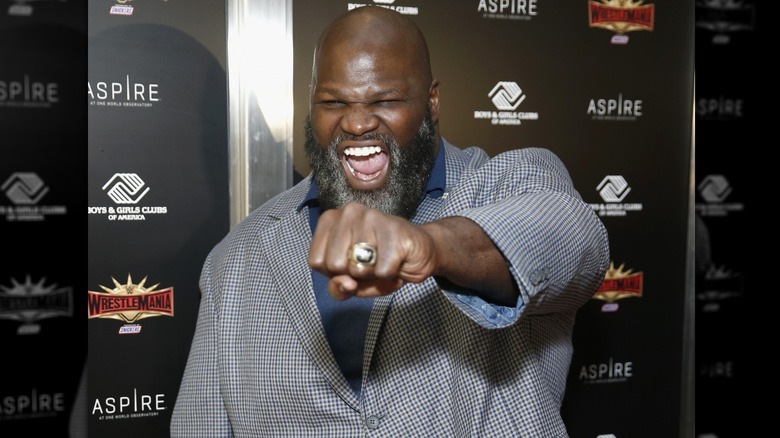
left=171, top=140, right=609, bottom=437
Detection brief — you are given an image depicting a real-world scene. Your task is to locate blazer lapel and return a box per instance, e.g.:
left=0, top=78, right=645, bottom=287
left=261, top=187, right=360, bottom=409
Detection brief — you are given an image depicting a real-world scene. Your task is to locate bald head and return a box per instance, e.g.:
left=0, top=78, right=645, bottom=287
left=304, top=6, right=441, bottom=217
left=311, top=6, right=432, bottom=90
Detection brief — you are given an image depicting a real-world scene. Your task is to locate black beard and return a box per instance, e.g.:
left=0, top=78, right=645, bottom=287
left=304, top=108, right=437, bottom=219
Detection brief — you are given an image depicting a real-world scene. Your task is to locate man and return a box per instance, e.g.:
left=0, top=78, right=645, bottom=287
left=171, top=6, right=609, bottom=437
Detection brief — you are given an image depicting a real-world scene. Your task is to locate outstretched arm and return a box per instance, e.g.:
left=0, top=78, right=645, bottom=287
left=310, top=147, right=609, bottom=321
left=308, top=203, right=517, bottom=305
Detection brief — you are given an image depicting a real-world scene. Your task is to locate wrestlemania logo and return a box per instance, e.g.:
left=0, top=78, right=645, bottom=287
left=88, top=275, right=173, bottom=324
left=592, top=261, right=643, bottom=312
left=589, top=0, right=655, bottom=44
left=0, top=276, right=72, bottom=335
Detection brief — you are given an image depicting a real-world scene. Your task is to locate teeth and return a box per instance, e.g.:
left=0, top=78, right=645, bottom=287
left=344, top=146, right=381, bottom=157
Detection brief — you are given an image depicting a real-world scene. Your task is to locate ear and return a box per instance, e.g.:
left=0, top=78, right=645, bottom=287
left=428, top=79, right=440, bottom=124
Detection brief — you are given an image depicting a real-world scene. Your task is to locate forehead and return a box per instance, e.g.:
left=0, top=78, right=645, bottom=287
left=314, top=48, right=420, bottom=97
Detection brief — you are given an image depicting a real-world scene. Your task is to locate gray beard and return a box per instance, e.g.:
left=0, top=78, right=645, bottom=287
left=304, top=108, right=437, bottom=219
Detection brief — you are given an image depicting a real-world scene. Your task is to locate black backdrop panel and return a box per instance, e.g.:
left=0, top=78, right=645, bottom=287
left=0, top=2, right=87, bottom=437
left=87, top=2, right=229, bottom=437
left=695, top=0, right=758, bottom=436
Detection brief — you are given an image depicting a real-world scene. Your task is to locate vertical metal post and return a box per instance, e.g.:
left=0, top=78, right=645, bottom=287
left=227, top=0, right=294, bottom=226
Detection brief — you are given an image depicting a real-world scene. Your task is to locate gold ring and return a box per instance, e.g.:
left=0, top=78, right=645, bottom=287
left=348, top=242, right=377, bottom=267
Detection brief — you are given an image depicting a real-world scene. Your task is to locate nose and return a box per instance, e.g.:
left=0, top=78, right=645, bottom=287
left=340, top=104, right=379, bottom=136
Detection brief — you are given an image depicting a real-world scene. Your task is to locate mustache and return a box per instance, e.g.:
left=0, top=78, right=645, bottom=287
left=326, top=132, right=393, bottom=149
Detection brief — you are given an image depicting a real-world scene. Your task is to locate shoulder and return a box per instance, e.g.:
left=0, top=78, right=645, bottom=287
left=441, top=141, right=580, bottom=212
left=491, top=147, right=573, bottom=183
left=442, top=139, right=489, bottom=169
left=443, top=139, right=572, bottom=185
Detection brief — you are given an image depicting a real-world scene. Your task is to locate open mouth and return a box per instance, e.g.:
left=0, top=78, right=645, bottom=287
left=342, top=145, right=388, bottom=184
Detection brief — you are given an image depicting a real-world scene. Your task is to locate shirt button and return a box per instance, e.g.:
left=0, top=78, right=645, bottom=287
left=456, top=294, right=474, bottom=304
left=481, top=304, right=498, bottom=322
left=366, top=415, right=380, bottom=430
left=500, top=307, right=515, bottom=319
left=529, top=269, right=547, bottom=286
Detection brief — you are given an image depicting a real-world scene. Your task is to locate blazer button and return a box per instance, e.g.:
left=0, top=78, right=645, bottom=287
left=366, top=415, right=380, bottom=430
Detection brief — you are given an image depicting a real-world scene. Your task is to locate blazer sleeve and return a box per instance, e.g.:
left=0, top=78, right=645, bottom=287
left=438, top=147, right=610, bottom=329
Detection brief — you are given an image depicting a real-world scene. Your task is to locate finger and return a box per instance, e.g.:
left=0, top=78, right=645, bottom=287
left=320, top=205, right=370, bottom=274
left=329, top=275, right=357, bottom=300
left=309, top=210, right=336, bottom=273
left=350, top=278, right=405, bottom=299
left=329, top=276, right=404, bottom=300
left=368, top=220, right=414, bottom=281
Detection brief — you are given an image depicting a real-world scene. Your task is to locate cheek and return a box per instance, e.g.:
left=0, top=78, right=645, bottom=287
left=381, top=110, right=421, bottom=144
left=310, top=111, right=339, bottom=142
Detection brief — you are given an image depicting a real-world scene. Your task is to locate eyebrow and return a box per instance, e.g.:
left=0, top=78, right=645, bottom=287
left=314, top=86, right=404, bottom=101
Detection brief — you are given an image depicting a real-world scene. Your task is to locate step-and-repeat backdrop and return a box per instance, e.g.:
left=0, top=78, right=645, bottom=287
left=86, top=1, right=230, bottom=438
left=6, top=0, right=745, bottom=436
left=293, top=2, right=694, bottom=437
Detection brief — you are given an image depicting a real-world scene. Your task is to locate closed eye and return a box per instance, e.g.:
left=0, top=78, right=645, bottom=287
left=372, top=100, right=402, bottom=107
left=319, top=100, right=346, bottom=108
